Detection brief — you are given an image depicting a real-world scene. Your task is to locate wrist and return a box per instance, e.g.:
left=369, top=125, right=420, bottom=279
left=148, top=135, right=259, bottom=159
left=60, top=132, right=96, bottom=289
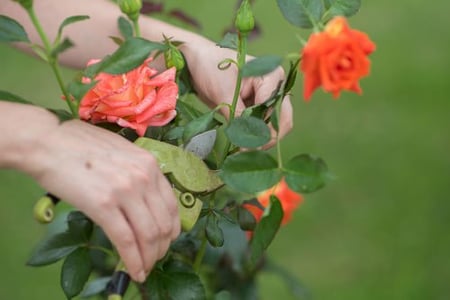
left=0, top=102, right=59, bottom=171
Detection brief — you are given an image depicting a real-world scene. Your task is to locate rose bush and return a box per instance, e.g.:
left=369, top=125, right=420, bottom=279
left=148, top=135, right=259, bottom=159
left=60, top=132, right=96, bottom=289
left=0, top=0, right=376, bottom=299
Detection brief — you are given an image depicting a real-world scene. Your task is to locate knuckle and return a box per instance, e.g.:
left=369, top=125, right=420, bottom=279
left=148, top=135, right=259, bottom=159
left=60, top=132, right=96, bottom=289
left=131, top=169, right=150, bottom=185
left=143, top=228, right=158, bottom=244
left=117, top=234, right=136, bottom=250
left=108, top=175, right=134, bottom=195
left=96, top=194, right=116, bottom=211
left=159, top=220, right=173, bottom=237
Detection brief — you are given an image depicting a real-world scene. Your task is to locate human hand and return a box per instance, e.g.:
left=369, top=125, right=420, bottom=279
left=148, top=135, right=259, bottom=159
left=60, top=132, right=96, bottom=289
left=24, top=119, right=180, bottom=283
left=182, top=39, right=293, bottom=147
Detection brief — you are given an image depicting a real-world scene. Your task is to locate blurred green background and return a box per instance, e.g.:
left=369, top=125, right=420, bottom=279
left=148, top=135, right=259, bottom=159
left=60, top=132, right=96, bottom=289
left=1, top=0, right=449, bottom=299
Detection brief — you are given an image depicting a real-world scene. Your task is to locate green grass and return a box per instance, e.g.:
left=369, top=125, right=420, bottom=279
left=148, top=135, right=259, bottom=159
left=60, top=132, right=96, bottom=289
left=1, top=0, right=449, bottom=299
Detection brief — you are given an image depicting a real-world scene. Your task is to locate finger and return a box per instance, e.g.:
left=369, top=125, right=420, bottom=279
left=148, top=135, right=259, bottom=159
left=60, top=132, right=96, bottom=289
left=277, top=95, right=294, bottom=139
left=142, top=185, right=174, bottom=260
left=262, top=96, right=293, bottom=149
left=251, top=74, right=283, bottom=106
left=156, top=174, right=181, bottom=240
left=120, top=196, right=160, bottom=273
left=95, top=208, right=146, bottom=283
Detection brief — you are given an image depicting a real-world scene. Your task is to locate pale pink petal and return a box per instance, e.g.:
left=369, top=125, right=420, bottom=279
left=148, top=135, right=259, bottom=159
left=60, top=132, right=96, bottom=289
left=147, top=110, right=177, bottom=127
left=146, top=67, right=176, bottom=86
left=86, top=59, right=101, bottom=66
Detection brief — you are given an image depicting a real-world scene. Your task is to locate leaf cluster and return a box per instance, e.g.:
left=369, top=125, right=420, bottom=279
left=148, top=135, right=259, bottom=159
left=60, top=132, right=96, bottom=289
left=27, top=211, right=96, bottom=299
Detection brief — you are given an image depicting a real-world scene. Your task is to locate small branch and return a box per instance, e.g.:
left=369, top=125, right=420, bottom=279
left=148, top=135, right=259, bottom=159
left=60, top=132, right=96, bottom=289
left=27, top=7, right=78, bottom=117
left=193, top=235, right=208, bottom=273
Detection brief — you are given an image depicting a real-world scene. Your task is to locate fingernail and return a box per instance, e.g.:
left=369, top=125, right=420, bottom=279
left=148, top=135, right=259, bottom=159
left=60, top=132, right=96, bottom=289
left=137, top=270, right=146, bottom=283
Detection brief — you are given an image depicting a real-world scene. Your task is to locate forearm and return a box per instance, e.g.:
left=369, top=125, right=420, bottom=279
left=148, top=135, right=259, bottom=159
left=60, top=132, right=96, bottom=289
left=0, top=0, right=211, bottom=69
left=0, top=101, right=58, bottom=171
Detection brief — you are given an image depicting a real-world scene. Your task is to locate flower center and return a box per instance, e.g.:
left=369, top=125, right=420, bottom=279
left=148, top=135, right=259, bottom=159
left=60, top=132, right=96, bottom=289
left=338, top=56, right=352, bottom=70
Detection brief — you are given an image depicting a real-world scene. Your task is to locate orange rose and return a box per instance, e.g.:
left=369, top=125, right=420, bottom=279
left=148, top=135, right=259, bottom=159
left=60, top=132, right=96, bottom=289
left=301, top=16, right=376, bottom=100
left=79, top=58, right=178, bottom=136
left=244, top=178, right=303, bottom=225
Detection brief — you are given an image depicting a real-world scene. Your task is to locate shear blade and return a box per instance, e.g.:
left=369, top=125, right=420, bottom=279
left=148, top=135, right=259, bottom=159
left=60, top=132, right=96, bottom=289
left=184, top=129, right=217, bottom=159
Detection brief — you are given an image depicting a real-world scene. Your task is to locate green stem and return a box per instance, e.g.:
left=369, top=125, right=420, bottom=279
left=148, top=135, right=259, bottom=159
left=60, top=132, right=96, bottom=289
left=27, top=8, right=51, bottom=51
left=276, top=139, right=283, bottom=169
left=50, top=63, right=78, bottom=116
left=229, top=33, right=247, bottom=121
left=193, top=194, right=216, bottom=273
left=27, top=7, right=78, bottom=117
left=133, top=19, right=141, bottom=38
left=275, top=99, right=283, bottom=169
left=193, top=235, right=207, bottom=273
left=219, top=33, right=248, bottom=166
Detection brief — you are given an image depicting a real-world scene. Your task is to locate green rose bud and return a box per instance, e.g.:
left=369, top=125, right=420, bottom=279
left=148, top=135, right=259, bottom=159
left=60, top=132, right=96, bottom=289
left=235, top=0, right=254, bottom=34
left=164, top=45, right=185, bottom=71
left=33, top=195, right=55, bottom=223
left=118, top=0, right=142, bottom=21
left=12, top=0, right=33, bottom=10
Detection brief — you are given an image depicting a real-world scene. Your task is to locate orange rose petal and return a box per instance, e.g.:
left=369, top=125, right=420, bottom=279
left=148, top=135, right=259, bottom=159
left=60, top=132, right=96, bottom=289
left=245, top=179, right=303, bottom=226
left=136, top=83, right=178, bottom=123
left=100, top=106, right=135, bottom=117
left=134, top=90, right=157, bottom=114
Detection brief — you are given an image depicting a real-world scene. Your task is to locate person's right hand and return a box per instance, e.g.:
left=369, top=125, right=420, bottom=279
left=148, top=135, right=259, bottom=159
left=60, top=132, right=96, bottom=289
left=25, top=118, right=180, bottom=283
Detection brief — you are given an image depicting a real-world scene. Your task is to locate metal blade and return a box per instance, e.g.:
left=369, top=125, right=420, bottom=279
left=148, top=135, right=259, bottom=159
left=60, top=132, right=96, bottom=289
left=184, top=129, right=217, bottom=159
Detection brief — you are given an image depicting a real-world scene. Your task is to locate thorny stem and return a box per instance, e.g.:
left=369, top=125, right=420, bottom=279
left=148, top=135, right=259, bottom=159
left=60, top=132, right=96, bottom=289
left=27, top=7, right=78, bottom=117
